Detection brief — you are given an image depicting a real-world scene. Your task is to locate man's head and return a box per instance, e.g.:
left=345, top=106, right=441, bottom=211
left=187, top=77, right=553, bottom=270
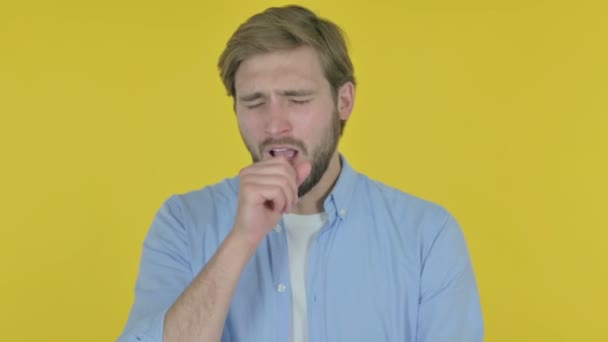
left=218, top=5, right=356, bottom=197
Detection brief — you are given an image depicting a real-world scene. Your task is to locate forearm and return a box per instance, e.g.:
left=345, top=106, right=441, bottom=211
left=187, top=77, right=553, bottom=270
left=163, top=228, right=257, bottom=342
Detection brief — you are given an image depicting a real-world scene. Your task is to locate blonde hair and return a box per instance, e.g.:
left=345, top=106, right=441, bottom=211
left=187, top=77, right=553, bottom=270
left=218, top=5, right=356, bottom=100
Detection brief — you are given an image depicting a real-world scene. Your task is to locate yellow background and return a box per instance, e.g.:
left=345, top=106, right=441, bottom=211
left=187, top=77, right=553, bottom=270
left=1, top=0, right=606, bottom=341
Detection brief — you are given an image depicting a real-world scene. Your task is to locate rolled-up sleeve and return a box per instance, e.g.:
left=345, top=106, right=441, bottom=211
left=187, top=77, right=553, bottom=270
left=417, top=212, right=484, bottom=342
left=118, top=196, right=193, bottom=342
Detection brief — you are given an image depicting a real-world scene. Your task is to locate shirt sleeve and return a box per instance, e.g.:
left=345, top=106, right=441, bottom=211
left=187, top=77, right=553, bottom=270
left=417, top=212, right=484, bottom=342
left=118, top=196, right=193, bottom=342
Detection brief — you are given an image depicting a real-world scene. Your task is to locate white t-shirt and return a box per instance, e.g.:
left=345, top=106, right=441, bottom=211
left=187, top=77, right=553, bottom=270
left=282, top=212, right=328, bottom=342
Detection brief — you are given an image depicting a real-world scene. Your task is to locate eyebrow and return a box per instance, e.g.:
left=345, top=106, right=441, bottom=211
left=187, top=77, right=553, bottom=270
left=280, top=89, right=315, bottom=97
left=238, top=92, right=264, bottom=102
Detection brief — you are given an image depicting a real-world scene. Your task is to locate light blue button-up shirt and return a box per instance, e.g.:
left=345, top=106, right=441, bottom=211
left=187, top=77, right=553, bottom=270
left=118, top=156, right=483, bottom=341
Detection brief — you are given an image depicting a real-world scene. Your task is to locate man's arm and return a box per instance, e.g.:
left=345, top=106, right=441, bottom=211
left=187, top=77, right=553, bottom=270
left=163, top=158, right=309, bottom=341
left=162, top=227, right=255, bottom=341
left=117, top=199, right=255, bottom=342
left=417, top=212, right=484, bottom=342
left=118, top=158, right=310, bottom=342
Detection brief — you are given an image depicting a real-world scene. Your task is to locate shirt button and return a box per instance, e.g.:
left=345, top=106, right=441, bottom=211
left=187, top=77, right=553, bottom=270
left=277, top=283, right=287, bottom=293
left=338, top=209, right=346, bottom=217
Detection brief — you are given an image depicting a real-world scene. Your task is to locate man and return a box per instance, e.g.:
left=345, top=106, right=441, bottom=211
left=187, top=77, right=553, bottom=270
left=119, top=5, right=483, bottom=342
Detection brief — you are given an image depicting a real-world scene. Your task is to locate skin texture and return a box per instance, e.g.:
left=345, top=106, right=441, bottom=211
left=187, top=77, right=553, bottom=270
left=163, top=45, right=355, bottom=342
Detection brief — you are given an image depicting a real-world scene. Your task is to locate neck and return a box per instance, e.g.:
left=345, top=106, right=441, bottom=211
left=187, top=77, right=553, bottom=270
left=290, top=151, right=342, bottom=215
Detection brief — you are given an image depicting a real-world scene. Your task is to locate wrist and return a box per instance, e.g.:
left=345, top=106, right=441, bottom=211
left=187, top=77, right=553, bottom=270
left=227, top=226, right=262, bottom=256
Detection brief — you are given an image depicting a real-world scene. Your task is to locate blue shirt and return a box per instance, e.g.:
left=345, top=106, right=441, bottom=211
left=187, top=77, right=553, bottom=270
left=118, top=156, right=483, bottom=341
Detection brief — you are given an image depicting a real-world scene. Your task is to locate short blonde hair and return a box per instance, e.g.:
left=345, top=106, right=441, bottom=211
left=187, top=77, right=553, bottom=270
left=218, top=5, right=356, bottom=99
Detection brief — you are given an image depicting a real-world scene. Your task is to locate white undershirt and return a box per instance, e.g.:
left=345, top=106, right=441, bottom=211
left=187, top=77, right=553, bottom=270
left=282, top=212, right=327, bottom=342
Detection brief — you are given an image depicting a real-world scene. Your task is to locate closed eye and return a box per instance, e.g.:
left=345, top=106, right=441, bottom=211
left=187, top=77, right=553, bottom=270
left=290, top=99, right=311, bottom=105
left=246, top=102, right=264, bottom=109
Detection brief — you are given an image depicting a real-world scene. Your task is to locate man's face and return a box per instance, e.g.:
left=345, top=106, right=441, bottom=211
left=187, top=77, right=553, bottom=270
left=234, top=46, right=342, bottom=197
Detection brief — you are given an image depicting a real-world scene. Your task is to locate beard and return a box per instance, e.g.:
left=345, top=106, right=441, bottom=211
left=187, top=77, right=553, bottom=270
left=245, top=109, right=342, bottom=198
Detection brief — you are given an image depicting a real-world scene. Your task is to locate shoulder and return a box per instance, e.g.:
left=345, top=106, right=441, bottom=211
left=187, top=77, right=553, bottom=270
left=357, top=174, right=452, bottom=223
left=179, top=176, right=239, bottom=208
left=354, top=174, right=458, bottom=247
left=161, top=176, right=240, bottom=228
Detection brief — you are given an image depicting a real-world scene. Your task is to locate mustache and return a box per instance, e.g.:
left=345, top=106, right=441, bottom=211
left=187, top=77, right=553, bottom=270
left=259, top=137, right=308, bottom=155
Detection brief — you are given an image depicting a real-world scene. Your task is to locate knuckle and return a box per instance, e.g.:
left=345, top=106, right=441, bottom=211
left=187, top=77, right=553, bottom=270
left=278, top=176, right=289, bottom=188
left=272, top=189, right=283, bottom=199
left=241, top=180, right=257, bottom=191
left=280, top=162, right=292, bottom=172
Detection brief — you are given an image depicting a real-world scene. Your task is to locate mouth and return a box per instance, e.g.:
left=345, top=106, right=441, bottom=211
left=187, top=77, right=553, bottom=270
left=265, top=146, right=300, bottom=163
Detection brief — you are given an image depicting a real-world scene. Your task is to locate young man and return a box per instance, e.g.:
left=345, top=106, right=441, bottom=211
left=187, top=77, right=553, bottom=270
left=119, top=5, right=483, bottom=342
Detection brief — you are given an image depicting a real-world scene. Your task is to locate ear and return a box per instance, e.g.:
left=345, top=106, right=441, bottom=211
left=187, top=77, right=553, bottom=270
left=336, top=81, right=355, bottom=121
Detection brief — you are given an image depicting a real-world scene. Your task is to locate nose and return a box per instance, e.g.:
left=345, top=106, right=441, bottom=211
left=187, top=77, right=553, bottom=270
left=265, top=99, right=292, bottom=136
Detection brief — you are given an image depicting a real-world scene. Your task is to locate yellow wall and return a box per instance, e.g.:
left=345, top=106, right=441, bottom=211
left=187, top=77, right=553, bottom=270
left=1, top=0, right=606, bottom=340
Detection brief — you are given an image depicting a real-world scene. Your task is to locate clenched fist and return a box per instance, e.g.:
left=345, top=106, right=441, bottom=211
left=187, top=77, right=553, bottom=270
left=233, top=157, right=311, bottom=248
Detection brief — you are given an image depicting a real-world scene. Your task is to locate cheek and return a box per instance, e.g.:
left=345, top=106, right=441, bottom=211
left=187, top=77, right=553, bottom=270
left=308, top=102, right=335, bottom=125
left=237, top=113, right=262, bottom=138
left=296, top=108, right=334, bottom=146
left=295, top=102, right=328, bottom=126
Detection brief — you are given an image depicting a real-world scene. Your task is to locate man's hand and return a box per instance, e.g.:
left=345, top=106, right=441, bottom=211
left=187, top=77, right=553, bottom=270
left=234, top=157, right=311, bottom=247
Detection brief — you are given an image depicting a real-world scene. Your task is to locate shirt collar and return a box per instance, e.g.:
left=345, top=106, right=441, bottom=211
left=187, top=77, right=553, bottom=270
left=322, top=154, right=358, bottom=220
